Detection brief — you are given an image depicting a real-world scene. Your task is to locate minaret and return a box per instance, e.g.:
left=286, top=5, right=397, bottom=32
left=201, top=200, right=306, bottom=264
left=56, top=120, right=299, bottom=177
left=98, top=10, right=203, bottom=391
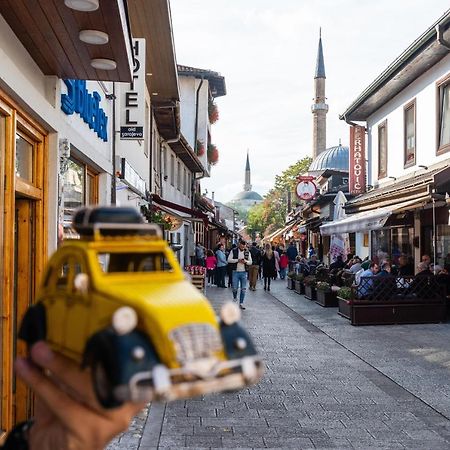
left=243, top=150, right=251, bottom=192
left=311, top=29, right=328, bottom=159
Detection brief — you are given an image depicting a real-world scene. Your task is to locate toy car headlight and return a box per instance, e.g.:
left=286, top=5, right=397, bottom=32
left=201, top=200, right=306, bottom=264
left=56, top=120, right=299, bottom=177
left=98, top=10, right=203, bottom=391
left=112, top=306, right=138, bottom=335
left=220, top=302, right=241, bottom=325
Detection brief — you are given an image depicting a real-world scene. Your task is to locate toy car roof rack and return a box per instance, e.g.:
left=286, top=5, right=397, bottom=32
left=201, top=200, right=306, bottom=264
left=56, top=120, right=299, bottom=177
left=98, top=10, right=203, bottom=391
left=72, top=206, right=162, bottom=238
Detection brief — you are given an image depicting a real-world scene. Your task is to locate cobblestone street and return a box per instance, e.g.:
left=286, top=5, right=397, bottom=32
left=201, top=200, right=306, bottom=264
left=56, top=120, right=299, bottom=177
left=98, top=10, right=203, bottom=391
left=108, top=279, right=450, bottom=449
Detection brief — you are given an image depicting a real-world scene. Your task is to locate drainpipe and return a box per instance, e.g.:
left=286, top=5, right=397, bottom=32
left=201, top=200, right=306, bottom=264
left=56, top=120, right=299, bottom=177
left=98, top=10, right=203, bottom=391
left=108, top=83, right=117, bottom=205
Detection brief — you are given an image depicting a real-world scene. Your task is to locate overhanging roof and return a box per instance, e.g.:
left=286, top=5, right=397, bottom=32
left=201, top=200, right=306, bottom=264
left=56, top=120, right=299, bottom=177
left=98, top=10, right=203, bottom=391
left=0, top=0, right=133, bottom=82
left=177, top=65, right=226, bottom=98
left=320, top=198, right=429, bottom=236
left=345, top=162, right=450, bottom=213
left=169, top=135, right=204, bottom=173
left=340, top=9, right=450, bottom=121
left=128, top=0, right=180, bottom=139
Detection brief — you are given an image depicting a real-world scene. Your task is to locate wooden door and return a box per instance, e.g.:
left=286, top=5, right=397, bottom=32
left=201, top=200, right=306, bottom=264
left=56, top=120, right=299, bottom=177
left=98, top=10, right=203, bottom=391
left=12, top=199, right=36, bottom=423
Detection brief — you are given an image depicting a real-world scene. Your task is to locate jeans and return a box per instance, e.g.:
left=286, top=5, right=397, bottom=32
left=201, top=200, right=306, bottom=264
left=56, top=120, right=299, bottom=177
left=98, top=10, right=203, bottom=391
left=216, top=266, right=226, bottom=287
left=279, top=267, right=287, bottom=279
left=232, top=270, right=247, bottom=304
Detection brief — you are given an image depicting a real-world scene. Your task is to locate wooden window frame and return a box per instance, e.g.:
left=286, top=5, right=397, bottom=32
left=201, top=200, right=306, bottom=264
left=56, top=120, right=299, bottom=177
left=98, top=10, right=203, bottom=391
left=378, top=120, right=388, bottom=179
left=403, top=99, right=416, bottom=168
left=436, top=73, right=450, bottom=156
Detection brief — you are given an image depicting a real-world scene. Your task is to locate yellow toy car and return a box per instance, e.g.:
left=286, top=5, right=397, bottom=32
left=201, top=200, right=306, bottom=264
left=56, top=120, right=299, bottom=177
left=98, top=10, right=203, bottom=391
left=19, top=206, right=263, bottom=408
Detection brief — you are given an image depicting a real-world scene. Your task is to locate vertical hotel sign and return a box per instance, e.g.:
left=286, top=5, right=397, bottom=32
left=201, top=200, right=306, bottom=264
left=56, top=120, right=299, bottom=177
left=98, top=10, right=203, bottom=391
left=349, top=125, right=366, bottom=195
left=120, top=39, right=146, bottom=139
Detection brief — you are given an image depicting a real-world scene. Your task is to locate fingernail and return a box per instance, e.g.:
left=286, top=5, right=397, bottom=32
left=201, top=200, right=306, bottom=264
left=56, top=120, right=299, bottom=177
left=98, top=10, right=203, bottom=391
left=32, top=341, right=54, bottom=364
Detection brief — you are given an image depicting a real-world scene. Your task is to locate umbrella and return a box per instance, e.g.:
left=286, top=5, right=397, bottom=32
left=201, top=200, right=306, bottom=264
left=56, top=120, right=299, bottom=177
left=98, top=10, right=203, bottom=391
left=329, top=191, right=351, bottom=261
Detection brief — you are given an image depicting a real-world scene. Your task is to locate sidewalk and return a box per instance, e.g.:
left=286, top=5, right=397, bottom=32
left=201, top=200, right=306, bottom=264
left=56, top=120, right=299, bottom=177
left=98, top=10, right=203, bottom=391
left=108, top=278, right=450, bottom=449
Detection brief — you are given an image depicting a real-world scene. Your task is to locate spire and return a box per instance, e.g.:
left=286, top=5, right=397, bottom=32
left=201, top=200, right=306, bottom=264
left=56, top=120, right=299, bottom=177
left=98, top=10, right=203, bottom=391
left=244, top=149, right=251, bottom=192
left=314, top=28, right=326, bottom=79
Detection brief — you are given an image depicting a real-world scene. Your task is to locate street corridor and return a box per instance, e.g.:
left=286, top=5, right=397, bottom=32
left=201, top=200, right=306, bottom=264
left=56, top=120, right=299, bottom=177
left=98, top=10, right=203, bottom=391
left=108, top=280, right=450, bottom=449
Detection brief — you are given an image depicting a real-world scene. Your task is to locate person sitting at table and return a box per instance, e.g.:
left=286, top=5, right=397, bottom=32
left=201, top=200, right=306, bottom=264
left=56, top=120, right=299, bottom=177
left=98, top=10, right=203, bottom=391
left=409, top=262, right=436, bottom=298
left=435, top=265, right=450, bottom=296
left=373, top=261, right=396, bottom=299
left=357, top=262, right=379, bottom=299
left=397, top=254, right=414, bottom=276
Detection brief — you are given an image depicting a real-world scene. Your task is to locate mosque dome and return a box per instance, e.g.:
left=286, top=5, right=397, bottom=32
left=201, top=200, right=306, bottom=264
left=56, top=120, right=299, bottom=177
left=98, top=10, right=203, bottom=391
left=233, top=191, right=263, bottom=201
left=309, top=144, right=349, bottom=172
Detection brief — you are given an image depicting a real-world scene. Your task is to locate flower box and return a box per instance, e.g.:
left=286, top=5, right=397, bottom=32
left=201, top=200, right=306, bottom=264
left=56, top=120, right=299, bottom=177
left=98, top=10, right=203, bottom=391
left=294, top=280, right=305, bottom=295
left=316, top=289, right=338, bottom=307
left=287, top=277, right=295, bottom=290
left=304, top=284, right=316, bottom=301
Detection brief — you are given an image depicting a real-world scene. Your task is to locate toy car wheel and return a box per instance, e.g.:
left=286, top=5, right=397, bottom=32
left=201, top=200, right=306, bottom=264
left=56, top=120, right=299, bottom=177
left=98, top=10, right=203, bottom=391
left=92, top=356, right=124, bottom=409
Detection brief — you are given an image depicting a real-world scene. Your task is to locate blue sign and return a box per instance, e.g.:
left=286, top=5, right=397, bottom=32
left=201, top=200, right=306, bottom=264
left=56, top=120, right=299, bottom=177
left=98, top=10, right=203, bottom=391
left=61, top=80, right=108, bottom=142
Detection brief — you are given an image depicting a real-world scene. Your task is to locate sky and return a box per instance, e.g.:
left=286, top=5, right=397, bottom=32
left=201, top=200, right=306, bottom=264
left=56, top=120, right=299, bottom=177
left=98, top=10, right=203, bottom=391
left=170, top=0, right=449, bottom=203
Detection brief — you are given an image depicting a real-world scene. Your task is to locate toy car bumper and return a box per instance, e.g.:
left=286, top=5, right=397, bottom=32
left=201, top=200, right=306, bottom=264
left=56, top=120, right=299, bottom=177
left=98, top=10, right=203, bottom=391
left=114, top=355, right=264, bottom=403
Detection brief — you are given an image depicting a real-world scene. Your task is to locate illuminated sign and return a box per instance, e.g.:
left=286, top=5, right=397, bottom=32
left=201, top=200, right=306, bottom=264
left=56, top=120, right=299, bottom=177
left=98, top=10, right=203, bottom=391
left=61, top=79, right=108, bottom=141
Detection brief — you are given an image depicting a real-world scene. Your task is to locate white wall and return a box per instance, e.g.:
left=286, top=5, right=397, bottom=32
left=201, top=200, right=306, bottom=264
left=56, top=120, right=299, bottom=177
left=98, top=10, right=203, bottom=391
left=367, top=54, right=450, bottom=184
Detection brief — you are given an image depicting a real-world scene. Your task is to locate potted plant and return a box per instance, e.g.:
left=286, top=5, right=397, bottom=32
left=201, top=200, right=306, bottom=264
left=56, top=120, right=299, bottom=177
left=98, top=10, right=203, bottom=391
left=207, top=143, right=219, bottom=165
left=303, top=275, right=317, bottom=300
left=196, top=139, right=205, bottom=157
left=337, top=286, right=353, bottom=319
left=287, top=271, right=295, bottom=290
left=316, top=281, right=338, bottom=307
left=294, top=273, right=305, bottom=295
left=208, top=99, right=219, bottom=124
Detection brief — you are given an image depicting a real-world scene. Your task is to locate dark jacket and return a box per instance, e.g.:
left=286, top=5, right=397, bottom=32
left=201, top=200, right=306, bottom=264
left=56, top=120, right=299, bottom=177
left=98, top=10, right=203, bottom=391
left=262, top=253, right=277, bottom=278
left=286, top=245, right=298, bottom=261
left=249, top=246, right=262, bottom=266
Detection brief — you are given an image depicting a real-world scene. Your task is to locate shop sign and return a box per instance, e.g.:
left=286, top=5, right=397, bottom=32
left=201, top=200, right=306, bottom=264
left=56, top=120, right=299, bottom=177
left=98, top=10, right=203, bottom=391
left=296, top=177, right=317, bottom=201
left=118, top=158, right=146, bottom=196
left=349, top=125, right=366, bottom=195
left=120, top=39, right=146, bottom=139
left=61, top=80, right=108, bottom=141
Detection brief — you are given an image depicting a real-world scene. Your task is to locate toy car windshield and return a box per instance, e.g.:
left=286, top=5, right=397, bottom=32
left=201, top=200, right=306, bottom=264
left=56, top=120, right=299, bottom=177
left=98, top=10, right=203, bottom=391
left=97, top=251, right=173, bottom=273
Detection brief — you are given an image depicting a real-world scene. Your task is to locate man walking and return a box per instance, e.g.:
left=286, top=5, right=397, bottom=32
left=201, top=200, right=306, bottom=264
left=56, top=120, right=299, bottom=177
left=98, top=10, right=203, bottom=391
left=286, top=241, right=298, bottom=271
left=248, top=242, right=261, bottom=291
left=228, top=239, right=252, bottom=309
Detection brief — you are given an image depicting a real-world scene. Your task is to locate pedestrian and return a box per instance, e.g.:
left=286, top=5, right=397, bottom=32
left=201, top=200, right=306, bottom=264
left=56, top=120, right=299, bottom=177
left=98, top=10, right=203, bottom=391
left=195, top=242, right=205, bottom=267
left=286, top=241, right=298, bottom=271
left=279, top=250, right=288, bottom=279
left=215, top=244, right=227, bottom=287
left=262, top=243, right=277, bottom=291
left=226, top=244, right=236, bottom=287
left=227, top=240, right=252, bottom=309
left=248, top=242, right=262, bottom=291
left=205, top=249, right=217, bottom=286
left=272, top=245, right=280, bottom=280
left=308, top=244, right=316, bottom=258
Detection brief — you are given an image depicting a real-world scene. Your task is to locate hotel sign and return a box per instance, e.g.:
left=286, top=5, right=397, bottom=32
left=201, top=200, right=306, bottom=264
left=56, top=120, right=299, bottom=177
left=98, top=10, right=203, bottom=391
left=120, top=39, right=146, bottom=139
left=349, top=125, right=366, bottom=195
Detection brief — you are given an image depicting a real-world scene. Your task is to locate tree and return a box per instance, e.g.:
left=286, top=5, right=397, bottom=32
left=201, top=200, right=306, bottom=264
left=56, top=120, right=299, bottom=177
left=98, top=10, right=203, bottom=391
left=246, top=157, right=312, bottom=237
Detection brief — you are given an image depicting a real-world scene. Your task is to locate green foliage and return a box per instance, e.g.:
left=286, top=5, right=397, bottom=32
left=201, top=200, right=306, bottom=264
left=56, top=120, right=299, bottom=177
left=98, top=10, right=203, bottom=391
left=316, top=281, right=331, bottom=292
left=337, top=286, right=352, bottom=299
left=303, top=275, right=316, bottom=286
left=245, top=157, right=312, bottom=237
left=287, top=271, right=296, bottom=279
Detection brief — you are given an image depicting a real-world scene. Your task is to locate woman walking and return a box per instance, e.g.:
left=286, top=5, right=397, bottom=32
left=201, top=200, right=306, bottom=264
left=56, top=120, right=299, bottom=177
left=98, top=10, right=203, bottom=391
left=262, top=243, right=277, bottom=291
left=215, top=244, right=227, bottom=287
left=205, top=249, right=217, bottom=286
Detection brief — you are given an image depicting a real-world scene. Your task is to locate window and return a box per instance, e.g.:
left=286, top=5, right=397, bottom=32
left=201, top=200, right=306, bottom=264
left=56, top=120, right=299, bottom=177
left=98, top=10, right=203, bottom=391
left=437, top=75, right=450, bottom=154
left=170, top=154, right=174, bottom=186
left=177, top=161, right=181, bottom=191
left=404, top=99, right=416, bottom=167
left=183, top=168, right=187, bottom=195
left=378, top=120, right=387, bottom=178
left=15, top=132, right=34, bottom=182
left=63, top=155, right=98, bottom=237
left=97, top=252, right=172, bottom=273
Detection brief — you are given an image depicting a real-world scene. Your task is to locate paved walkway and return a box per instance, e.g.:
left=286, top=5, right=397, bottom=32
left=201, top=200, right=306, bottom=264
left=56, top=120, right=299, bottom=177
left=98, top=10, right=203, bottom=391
left=108, top=278, right=450, bottom=449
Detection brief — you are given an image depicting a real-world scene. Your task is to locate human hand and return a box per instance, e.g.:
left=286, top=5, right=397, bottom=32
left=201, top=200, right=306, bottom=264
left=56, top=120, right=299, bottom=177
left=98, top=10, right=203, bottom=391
left=15, top=341, right=146, bottom=450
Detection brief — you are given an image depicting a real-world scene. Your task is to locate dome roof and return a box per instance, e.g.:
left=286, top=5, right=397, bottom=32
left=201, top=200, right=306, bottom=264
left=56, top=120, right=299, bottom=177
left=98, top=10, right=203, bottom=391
left=233, top=190, right=263, bottom=201
left=309, top=144, right=349, bottom=172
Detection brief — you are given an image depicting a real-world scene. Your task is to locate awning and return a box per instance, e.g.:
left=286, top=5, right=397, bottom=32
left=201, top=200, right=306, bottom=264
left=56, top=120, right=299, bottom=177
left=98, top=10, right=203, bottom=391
left=151, top=194, right=208, bottom=225
left=264, top=221, right=297, bottom=241
left=320, top=198, right=429, bottom=236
